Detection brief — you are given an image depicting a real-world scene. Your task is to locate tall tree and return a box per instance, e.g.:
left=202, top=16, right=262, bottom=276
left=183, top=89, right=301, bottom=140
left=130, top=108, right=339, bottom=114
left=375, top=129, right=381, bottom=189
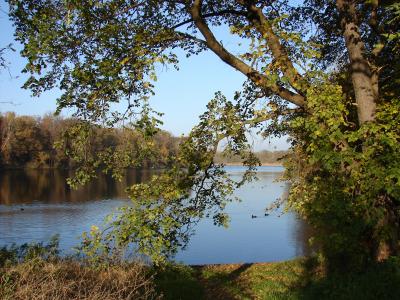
left=7, top=0, right=400, bottom=268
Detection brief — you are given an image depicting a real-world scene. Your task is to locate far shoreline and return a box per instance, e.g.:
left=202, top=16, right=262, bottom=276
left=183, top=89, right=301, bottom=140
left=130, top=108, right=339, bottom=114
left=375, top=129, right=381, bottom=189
left=1, top=162, right=285, bottom=170
left=222, top=163, right=283, bottom=167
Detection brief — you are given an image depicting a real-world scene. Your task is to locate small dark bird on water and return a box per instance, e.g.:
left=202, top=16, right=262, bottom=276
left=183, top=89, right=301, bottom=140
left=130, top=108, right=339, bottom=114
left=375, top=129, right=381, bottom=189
left=20, top=208, right=24, bottom=211
left=251, top=214, right=257, bottom=219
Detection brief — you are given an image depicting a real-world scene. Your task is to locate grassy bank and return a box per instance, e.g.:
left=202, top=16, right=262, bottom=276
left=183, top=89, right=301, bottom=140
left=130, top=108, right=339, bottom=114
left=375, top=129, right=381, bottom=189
left=156, top=258, right=400, bottom=299
left=2, top=256, right=399, bottom=299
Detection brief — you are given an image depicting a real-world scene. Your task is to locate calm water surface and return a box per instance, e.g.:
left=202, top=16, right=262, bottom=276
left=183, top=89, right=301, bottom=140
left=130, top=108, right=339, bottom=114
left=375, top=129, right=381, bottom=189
left=0, top=166, right=311, bottom=264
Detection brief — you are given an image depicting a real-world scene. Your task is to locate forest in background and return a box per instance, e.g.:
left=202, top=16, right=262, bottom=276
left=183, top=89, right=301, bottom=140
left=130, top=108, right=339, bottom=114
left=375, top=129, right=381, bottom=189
left=0, top=112, right=286, bottom=169
left=0, top=112, right=180, bottom=169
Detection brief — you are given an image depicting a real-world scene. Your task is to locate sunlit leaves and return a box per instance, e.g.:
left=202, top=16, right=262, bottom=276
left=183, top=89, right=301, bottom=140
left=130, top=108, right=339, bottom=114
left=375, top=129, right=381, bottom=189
left=283, top=79, right=400, bottom=267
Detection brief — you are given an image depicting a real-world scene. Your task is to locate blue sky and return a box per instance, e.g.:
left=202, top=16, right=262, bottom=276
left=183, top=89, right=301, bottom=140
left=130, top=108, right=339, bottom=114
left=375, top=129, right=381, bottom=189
left=0, top=0, right=289, bottom=150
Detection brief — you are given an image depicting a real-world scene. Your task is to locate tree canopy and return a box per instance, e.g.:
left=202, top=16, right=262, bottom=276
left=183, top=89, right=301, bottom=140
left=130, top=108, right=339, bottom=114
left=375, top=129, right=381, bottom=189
left=7, top=0, right=400, bottom=268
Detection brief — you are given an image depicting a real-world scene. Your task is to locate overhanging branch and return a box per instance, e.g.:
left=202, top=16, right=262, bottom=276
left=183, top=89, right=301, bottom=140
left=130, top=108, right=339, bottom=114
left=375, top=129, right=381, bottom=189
left=189, top=0, right=305, bottom=107
left=243, top=2, right=309, bottom=95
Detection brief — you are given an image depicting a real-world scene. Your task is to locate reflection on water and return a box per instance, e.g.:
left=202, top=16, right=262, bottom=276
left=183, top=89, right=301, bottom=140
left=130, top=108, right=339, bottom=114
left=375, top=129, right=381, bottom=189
left=0, top=169, right=154, bottom=204
left=0, top=166, right=312, bottom=264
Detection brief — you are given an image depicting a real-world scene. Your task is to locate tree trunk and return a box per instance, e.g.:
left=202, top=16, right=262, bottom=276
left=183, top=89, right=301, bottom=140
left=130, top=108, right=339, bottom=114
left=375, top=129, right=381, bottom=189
left=337, top=0, right=377, bottom=124
left=375, top=202, right=400, bottom=261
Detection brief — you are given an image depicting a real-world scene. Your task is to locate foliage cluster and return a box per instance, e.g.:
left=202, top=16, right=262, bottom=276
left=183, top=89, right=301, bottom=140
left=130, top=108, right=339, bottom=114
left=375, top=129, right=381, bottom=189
left=78, top=93, right=263, bottom=264
left=0, top=44, right=14, bottom=72
left=284, top=82, right=400, bottom=269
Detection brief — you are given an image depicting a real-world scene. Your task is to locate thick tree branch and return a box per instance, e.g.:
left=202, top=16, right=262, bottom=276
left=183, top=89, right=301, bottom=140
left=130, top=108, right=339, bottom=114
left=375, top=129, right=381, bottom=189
left=243, top=2, right=309, bottom=96
left=189, top=0, right=305, bottom=107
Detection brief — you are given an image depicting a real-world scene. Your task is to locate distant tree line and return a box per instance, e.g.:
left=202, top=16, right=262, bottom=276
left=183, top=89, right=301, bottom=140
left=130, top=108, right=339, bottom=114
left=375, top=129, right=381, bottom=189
left=0, top=112, right=180, bottom=169
left=214, top=150, right=286, bottom=165
left=0, top=112, right=286, bottom=169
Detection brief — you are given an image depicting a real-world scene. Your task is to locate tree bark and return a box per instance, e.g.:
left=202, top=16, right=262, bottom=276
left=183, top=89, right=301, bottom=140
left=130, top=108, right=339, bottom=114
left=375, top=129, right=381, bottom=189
left=337, top=0, right=377, bottom=124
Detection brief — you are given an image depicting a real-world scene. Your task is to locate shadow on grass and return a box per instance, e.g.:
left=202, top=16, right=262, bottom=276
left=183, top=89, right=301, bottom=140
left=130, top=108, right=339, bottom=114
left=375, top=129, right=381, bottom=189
left=293, top=257, right=400, bottom=300
left=154, top=263, right=253, bottom=300
left=155, top=257, right=400, bottom=300
left=154, top=264, right=204, bottom=300
left=257, top=257, right=400, bottom=300
left=197, top=263, right=254, bottom=299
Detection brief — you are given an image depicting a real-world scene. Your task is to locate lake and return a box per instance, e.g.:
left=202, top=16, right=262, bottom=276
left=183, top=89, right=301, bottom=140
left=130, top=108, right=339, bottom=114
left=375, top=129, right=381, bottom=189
left=0, top=166, right=312, bottom=264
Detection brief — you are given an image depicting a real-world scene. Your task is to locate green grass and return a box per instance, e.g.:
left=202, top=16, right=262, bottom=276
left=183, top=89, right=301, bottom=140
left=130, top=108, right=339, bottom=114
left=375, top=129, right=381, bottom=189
left=155, top=257, right=400, bottom=300
left=2, top=239, right=399, bottom=299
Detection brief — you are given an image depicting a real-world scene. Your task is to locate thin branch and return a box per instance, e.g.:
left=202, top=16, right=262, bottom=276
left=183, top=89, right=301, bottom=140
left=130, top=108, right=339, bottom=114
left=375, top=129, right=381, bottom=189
left=0, top=101, right=21, bottom=106
left=243, top=107, right=301, bottom=126
left=174, top=31, right=207, bottom=46
left=171, top=9, right=247, bottom=29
